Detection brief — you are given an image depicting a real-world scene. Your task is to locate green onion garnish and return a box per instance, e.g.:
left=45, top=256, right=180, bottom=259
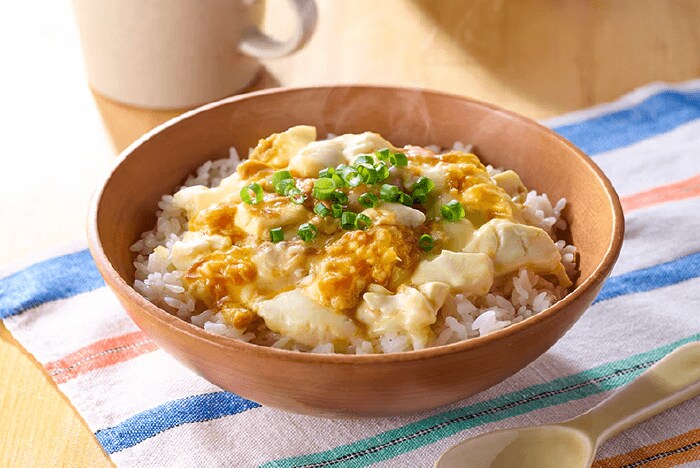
left=355, top=213, right=372, bottom=230
left=356, top=163, right=378, bottom=184
left=313, top=202, right=330, bottom=217
left=412, top=176, right=435, bottom=193
left=270, top=227, right=284, bottom=243
left=318, top=167, right=334, bottom=178
left=375, top=148, right=391, bottom=161
left=331, top=203, right=343, bottom=218
left=358, top=192, right=378, bottom=208
left=374, top=161, right=390, bottom=181
left=341, top=167, right=363, bottom=187
left=312, top=178, right=336, bottom=200
left=341, top=211, right=357, bottom=230
left=355, top=154, right=374, bottom=166
left=331, top=173, right=346, bottom=187
left=298, top=223, right=318, bottom=242
left=272, top=171, right=293, bottom=194
left=379, top=184, right=400, bottom=202
left=412, top=188, right=427, bottom=204
left=275, top=179, right=296, bottom=196
left=393, top=152, right=408, bottom=167
left=397, top=192, right=413, bottom=206
left=241, top=183, right=263, bottom=205
left=441, top=200, right=466, bottom=222
left=331, top=190, right=348, bottom=204
left=418, top=234, right=434, bottom=251
left=288, top=187, right=306, bottom=205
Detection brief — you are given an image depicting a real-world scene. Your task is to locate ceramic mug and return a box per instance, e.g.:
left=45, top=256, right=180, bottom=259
left=72, top=0, right=317, bottom=109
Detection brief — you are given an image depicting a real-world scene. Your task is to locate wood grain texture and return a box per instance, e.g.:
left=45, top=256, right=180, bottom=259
left=1, top=0, right=698, bottom=464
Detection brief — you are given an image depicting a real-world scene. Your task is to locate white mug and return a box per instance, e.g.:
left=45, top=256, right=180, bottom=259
left=71, top=0, right=317, bottom=109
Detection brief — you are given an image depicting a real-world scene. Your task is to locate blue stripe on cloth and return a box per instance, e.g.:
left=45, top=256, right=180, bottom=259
left=95, top=391, right=261, bottom=454
left=0, top=249, right=104, bottom=319
left=594, top=251, right=700, bottom=304
left=552, top=89, right=700, bottom=156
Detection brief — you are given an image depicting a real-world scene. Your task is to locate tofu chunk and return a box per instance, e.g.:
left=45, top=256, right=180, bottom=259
left=256, top=289, right=358, bottom=347
left=410, top=251, right=493, bottom=296
left=234, top=197, right=310, bottom=238
left=248, top=125, right=317, bottom=168
left=357, top=282, right=450, bottom=349
left=464, top=219, right=571, bottom=286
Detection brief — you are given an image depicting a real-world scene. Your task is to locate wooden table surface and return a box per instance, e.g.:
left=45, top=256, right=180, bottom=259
left=2, top=0, right=699, bottom=465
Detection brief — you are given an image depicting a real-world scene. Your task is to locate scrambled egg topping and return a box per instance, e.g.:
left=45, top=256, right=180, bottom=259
left=168, top=126, right=572, bottom=350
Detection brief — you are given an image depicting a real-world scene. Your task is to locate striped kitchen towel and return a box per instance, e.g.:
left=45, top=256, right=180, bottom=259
left=2, top=80, right=700, bottom=467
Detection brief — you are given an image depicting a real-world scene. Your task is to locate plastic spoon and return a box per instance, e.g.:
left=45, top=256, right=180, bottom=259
left=435, top=341, right=700, bottom=468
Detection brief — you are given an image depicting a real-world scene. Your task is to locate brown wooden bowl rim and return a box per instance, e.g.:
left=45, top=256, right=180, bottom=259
left=87, top=84, right=625, bottom=365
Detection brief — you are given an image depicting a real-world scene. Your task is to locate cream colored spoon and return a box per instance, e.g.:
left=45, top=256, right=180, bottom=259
left=436, top=341, right=700, bottom=468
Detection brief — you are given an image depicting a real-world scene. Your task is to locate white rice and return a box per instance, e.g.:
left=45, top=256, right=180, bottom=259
left=131, top=143, right=578, bottom=354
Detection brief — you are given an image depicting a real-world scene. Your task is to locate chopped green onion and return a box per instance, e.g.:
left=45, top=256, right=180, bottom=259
left=331, top=190, right=348, bottom=204
left=392, top=152, right=408, bottom=167
left=375, top=148, right=391, bottom=161
left=318, top=167, right=334, bottom=178
left=275, top=178, right=296, bottom=196
left=312, top=178, right=336, bottom=200
left=272, top=170, right=293, bottom=192
left=241, top=183, right=263, bottom=205
left=270, top=227, right=284, bottom=243
left=356, top=163, right=378, bottom=184
left=341, top=167, right=363, bottom=187
left=397, top=191, right=413, bottom=206
left=412, top=176, right=435, bottom=193
left=355, top=154, right=374, bottom=166
left=313, top=202, right=330, bottom=217
left=412, top=188, right=427, bottom=204
left=355, top=213, right=372, bottom=230
left=341, top=211, right=357, bottom=230
left=288, top=187, right=306, bottom=204
left=298, top=223, right=318, bottom=242
left=379, top=184, right=400, bottom=202
left=441, top=200, right=466, bottom=222
left=374, top=162, right=390, bottom=181
left=418, top=234, right=434, bottom=251
left=331, top=203, right=343, bottom=218
left=331, top=173, right=346, bottom=188
left=358, top=192, right=378, bottom=208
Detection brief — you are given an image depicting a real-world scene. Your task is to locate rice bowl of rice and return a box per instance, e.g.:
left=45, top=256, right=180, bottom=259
left=88, top=86, right=624, bottom=417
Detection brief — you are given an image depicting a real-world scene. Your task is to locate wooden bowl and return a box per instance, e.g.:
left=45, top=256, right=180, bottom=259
left=87, top=86, right=624, bottom=418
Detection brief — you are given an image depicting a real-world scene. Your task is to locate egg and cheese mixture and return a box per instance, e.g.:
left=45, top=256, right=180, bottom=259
left=132, top=126, right=576, bottom=353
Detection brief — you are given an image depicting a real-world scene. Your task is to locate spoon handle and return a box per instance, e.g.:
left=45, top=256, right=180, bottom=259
left=566, top=341, right=700, bottom=446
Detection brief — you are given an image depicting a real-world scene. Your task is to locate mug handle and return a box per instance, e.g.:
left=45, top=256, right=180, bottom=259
left=238, top=0, right=318, bottom=59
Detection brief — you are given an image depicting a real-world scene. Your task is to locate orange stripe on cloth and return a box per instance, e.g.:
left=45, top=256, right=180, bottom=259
left=593, top=428, right=700, bottom=468
left=45, top=330, right=158, bottom=384
left=621, top=174, right=700, bottom=213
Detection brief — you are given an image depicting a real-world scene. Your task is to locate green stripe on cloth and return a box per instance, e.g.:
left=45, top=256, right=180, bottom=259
left=263, top=334, right=700, bottom=468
